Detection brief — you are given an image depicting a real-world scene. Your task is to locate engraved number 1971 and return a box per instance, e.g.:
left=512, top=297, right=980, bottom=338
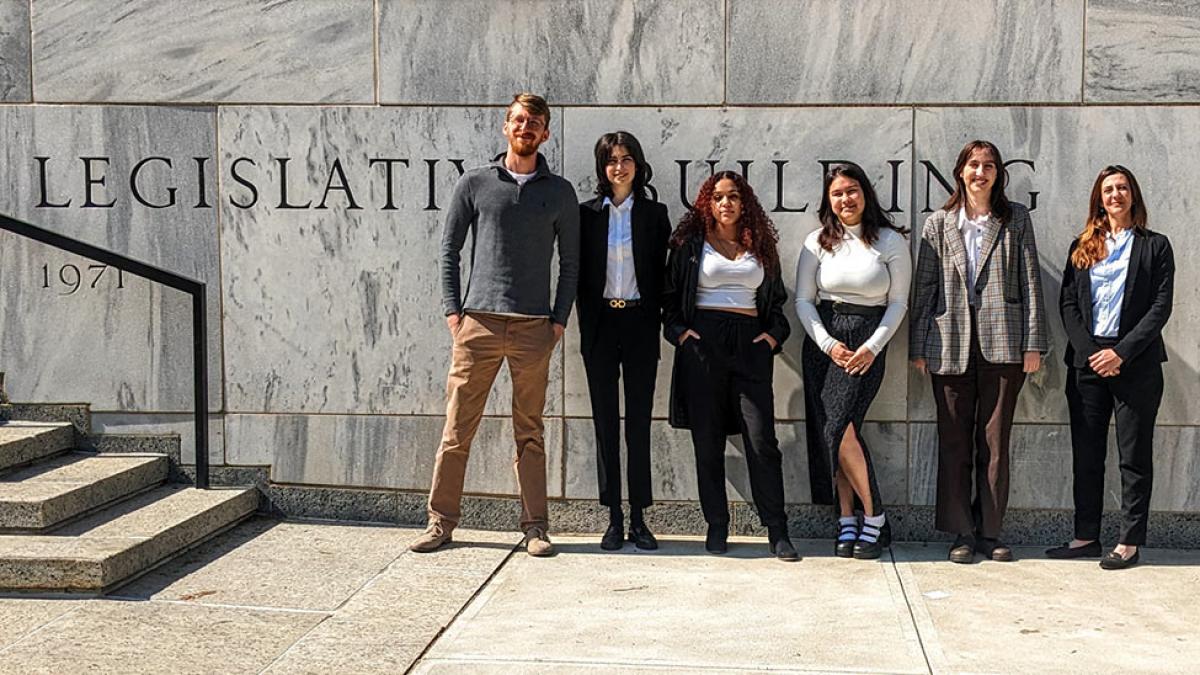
left=41, top=264, right=126, bottom=295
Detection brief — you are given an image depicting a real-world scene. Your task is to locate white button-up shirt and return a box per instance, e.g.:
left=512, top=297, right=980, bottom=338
left=603, top=196, right=640, bottom=299
left=957, top=207, right=988, bottom=306
left=1090, top=228, right=1135, bottom=337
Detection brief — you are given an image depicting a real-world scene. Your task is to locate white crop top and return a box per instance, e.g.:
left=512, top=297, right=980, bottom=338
left=794, top=225, right=911, bottom=355
left=696, top=242, right=763, bottom=310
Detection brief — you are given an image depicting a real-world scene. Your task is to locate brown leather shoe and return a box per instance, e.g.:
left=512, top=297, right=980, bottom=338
left=525, top=527, right=555, bottom=557
left=977, top=538, right=1013, bottom=562
left=948, top=535, right=976, bottom=564
left=409, top=522, right=453, bottom=553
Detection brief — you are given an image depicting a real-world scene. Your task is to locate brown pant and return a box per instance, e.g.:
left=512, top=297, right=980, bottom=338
left=428, top=312, right=556, bottom=532
left=930, top=333, right=1026, bottom=539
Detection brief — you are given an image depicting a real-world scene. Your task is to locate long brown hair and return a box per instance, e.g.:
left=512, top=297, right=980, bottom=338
left=941, top=140, right=1012, bottom=224
left=671, top=171, right=780, bottom=275
left=1071, top=165, right=1148, bottom=269
left=816, top=162, right=908, bottom=252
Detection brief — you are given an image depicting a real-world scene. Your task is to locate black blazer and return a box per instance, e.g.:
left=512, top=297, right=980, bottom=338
left=663, top=234, right=791, bottom=431
left=575, top=195, right=672, bottom=358
left=1059, top=229, right=1174, bottom=369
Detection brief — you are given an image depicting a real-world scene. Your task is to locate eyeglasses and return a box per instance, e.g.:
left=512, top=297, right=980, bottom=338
left=508, top=114, right=546, bottom=131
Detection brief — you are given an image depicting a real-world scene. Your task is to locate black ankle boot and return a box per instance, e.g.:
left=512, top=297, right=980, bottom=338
left=768, top=526, right=799, bottom=562
left=705, top=523, right=728, bottom=554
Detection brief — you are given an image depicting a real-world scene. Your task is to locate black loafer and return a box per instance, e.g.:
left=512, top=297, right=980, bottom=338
left=1045, top=540, right=1102, bottom=559
left=600, top=524, right=624, bottom=551
left=977, top=538, right=1013, bottom=562
left=853, top=539, right=883, bottom=560
left=768, top=527, right=799, bottom=561
left=835, top=539, right=856, bottom=558
left=628, top=523, right=659, bottom=550
left=705, top=524, right=728, bottom=554
left=1100, top=549, right=1140, bottom=570
left=948, top=535, right=976, bottom=564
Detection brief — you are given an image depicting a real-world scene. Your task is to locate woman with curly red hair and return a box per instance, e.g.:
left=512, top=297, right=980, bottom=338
left=663, top=170, right=795, bottom=560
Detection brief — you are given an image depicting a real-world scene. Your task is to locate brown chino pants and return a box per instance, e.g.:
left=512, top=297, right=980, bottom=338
left=427, top=312, right=556, bottom=532
left=930, top=327, right=1026, bottom=540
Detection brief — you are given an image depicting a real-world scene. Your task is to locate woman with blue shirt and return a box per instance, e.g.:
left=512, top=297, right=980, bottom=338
left=1049, top=165, right=1175, bottom=570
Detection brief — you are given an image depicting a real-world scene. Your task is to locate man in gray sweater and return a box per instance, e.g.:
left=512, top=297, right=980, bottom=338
left=411, top=93, right=580, bottom=557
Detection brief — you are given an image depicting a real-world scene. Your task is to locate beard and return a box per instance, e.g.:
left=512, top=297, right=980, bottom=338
left=509, top=137, right=541, bottom=157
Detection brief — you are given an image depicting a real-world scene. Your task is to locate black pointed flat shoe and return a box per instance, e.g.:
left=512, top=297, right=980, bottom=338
left=600, top=524, right=624, bottom=551
left=1099, top=549, right=1140, bottom=570
left=628, top=522, right=659, bottom=550
left=1045, top=541, right=1102, bottom=559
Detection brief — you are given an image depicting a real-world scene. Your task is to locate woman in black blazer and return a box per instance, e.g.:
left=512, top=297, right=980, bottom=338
left=1048, top=165, right=1174, bottom=570
left=576, top=131, right=671, bottom=551
left=663, top=170, right=795, bottom=560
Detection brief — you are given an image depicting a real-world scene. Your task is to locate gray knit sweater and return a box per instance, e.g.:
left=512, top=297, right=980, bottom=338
left=440, top=154, right=580, bottom=325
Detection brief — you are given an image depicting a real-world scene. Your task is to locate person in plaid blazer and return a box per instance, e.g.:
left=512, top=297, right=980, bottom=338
left=909, top=140, right=1049, bottom=564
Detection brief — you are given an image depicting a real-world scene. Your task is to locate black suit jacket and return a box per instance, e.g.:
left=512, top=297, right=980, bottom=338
left=575, top=195, right=672, bottom=359
left=1059, top=229, right=1174, bottom=369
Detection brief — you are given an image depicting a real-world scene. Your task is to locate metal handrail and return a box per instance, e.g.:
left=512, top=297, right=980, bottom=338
left=0, top=213, right=210, bottom=489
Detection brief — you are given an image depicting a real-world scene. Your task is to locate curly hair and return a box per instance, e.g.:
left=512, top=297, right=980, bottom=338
left=671, top=171, right=780, bottom=275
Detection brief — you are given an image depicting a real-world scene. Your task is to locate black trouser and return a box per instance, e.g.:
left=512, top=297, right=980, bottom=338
left=1066, top=340, right=1163, bottom=546
left=930, top=315, right=1025, bottom=539
left=679, top=310, right=786, bottom=529
left=581, top=304, right=660, bottom=509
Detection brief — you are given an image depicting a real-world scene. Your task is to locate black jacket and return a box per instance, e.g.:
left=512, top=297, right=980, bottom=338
left=575, top=195, right=672, bottom=359
left=1059, top=229, right=1174, bottom=369
left=663, top=234, right=791, bottom=430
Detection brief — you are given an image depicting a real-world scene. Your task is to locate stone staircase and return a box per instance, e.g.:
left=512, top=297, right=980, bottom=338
left=0, top=404, right=259, bottom=593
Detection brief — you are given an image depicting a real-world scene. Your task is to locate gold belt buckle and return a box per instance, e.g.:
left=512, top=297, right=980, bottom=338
left=608, top=299, right=626, bottom=309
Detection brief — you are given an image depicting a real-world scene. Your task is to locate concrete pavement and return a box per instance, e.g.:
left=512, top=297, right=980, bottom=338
left=0, top=519, right=1196, bottom=674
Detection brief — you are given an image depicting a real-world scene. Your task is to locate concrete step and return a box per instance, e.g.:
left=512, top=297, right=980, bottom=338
left=0, top=421, right=75, bottom=472
left=0, top=453, right=168, bottom=531
left=0, top=403, right=91, bottom=435
left=0, top=485, right=259, bottom=592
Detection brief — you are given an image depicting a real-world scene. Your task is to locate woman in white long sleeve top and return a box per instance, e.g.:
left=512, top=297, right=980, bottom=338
left=795, top=162, right=911, bottom=559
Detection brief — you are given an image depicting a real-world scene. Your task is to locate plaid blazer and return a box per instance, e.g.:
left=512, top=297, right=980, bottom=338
left=909, top=202, right=1049, bottom=375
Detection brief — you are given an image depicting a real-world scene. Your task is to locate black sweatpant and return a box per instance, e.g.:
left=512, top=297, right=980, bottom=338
left=679, top=309, right=786, bottom=529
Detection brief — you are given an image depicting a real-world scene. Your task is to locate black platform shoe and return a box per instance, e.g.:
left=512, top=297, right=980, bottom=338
left=705, top=523, right=728, bottom=554
left=852, top=518, right=888, bottom=560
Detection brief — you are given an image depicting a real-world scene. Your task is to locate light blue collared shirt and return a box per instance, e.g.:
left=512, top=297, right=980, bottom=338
left=1090, top=229, right=1135, bottom=337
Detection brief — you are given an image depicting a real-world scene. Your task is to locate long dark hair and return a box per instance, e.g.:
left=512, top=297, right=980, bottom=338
left=941, top=140, right=1012, bottom=223
left=593, top=131, right=653, bottom=200
left=1071, top=165, right=1148, bottom=269
left=671, top=171, right=780, bottom=275
left=816, top=162, right=907, bottom=252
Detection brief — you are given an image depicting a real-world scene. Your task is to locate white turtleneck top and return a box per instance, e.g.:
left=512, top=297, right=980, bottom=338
left=794, top=224, right=911, bottom=355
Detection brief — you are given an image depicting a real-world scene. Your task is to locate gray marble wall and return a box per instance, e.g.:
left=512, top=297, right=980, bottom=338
left=2, top=1, right=1198, bottom=522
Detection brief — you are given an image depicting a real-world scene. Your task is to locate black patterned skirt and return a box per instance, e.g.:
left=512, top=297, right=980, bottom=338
left=801, top=302, right=887, bottom=511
